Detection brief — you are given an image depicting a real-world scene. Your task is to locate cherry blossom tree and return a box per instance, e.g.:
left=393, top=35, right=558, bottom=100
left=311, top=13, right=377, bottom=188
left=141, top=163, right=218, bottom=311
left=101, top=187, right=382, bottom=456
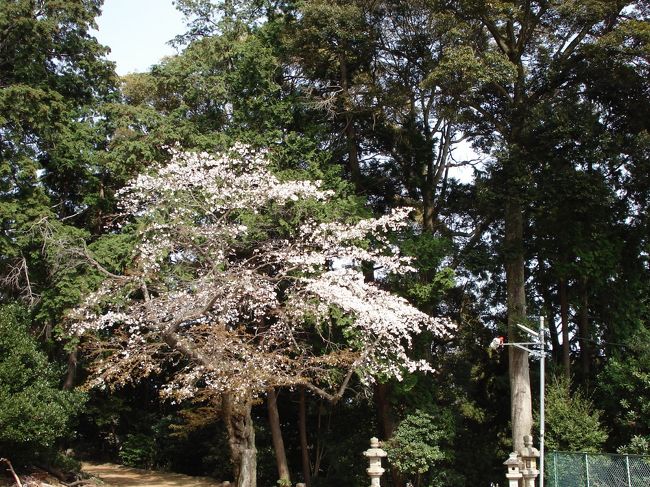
left=68, top=144, right=454, bottom=487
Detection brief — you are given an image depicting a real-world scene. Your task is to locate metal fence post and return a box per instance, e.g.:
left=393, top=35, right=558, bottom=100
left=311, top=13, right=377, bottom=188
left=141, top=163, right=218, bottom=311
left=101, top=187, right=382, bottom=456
left=553, top=452, right=558, bottom=487
left=585, top=453, right=590, bottom=487
left=625, top=454, right=632, bottom=487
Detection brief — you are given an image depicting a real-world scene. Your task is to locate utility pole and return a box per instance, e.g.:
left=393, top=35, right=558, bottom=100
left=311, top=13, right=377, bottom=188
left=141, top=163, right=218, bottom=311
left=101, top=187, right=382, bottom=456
left=492, top=317, right=546, bottom=487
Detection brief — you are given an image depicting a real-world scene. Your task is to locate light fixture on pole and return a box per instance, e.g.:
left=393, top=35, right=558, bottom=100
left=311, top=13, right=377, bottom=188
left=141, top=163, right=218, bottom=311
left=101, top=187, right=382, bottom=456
left=491, top=317, right=546, bottom=487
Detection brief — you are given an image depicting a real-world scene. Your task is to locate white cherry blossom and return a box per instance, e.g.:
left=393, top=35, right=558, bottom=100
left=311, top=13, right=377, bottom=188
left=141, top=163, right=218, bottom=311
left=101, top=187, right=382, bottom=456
left=69, top=145, right=454, bottom=403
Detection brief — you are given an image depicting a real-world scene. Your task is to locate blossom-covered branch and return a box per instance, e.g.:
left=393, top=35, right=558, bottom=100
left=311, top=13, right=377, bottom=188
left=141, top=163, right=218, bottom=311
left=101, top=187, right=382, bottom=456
left=68, top=144, right=455, bottom=403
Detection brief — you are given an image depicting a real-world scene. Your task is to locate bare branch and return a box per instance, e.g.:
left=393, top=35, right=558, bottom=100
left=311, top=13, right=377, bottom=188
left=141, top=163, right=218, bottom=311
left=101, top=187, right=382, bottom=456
left=0, top=458, right=23, bottom=487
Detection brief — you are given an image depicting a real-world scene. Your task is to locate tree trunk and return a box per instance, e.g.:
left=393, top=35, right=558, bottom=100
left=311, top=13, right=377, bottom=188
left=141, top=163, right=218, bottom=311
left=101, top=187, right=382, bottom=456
left=578, top=279, right=591, bottom=381
left=559, top=278, right=571, bottom=377
left=374, top=382, right=395, bottom=440
left=423, top=122, right=453, bottom=233
left=374, top=383, right=403, bottom=487
left=546, top=307, right=560, bottom=365
left=63, top=346, right=78, bottom=390
left=298, top=387, right=311, bottom=487
left=267, top=388, right=290, bottom=485
left=223, top=394, right=257, bottom=487
left=339, top=49, right=362, bottom=191
left=538, top=260, right=560, bottom=363
left=540, top=281, right=560, bottom=363
left=422, top=180, right=436, bottom=233
left=505, top=196, right=533, bottom=453
left=345, top=117, right=361, bottom=189
left=422, top=132, right=436, bottom=233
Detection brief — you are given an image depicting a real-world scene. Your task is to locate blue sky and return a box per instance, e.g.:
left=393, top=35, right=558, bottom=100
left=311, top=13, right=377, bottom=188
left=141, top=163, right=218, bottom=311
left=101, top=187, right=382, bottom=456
left=94, top=0, right=186, bottom=75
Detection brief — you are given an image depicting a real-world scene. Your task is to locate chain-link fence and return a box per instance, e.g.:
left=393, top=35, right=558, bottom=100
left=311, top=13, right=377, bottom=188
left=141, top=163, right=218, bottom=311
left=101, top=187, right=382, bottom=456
left=546, top=451, right=650, bottom=487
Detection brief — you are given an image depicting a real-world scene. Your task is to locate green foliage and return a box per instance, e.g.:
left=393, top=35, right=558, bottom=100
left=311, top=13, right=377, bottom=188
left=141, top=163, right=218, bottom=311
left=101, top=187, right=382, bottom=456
left=308, top=399, right=375, bottom=487
left=0, top=304, right=85, bottom=458
left=0, top=0, right=644, bottom=483
left=543, top=377, right=608, bottom=453
left=384, top=410, right=451, bottom=487
left=47, top=451, right=83, bottom=475
left=396, top=234, right=455, bottom=311
left=1, top=0, right=118, bottom=329
left=0, top=0, right=116, bottom=219
left=617, top=435, right=650, bottom=455
left=118, top=433, right=157, bottom=469
left=599, top=326, right=650, bottom=449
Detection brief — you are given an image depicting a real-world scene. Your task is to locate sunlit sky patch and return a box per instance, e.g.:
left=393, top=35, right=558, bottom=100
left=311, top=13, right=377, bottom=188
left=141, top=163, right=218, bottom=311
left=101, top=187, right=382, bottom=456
left=94, top=0, right=185, bottom=75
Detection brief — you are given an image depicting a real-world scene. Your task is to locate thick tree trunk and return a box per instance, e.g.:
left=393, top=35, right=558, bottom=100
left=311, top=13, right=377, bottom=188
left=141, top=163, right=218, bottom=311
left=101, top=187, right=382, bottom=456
left=505, top=196, right=533, bottom=453
left=559, top=278, right=571, bottom=377
left=63, top=346, right=78, bottom=390
left=422, top=137, right=436, bottom=233
left=298, top=387, right=311, bottom=487
left=267, top=388, right=290, bottom=485
left=422, top=181, right=436, bottom=233
left=423, top=122, right=453, bottom=233
left=223, top=394, right=257, bottom=487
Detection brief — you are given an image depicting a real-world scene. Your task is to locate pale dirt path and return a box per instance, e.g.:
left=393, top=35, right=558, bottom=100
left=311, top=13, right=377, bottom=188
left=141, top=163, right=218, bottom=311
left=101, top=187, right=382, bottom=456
left=82, top=462, right=226, bottom=487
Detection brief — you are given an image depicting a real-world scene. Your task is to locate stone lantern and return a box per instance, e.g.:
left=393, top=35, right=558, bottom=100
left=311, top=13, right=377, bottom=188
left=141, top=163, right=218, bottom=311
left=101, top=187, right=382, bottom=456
left=363, top=437, right=388, bottom=487
left=520, top=435, right=540, bottom=487
left=504, top=452, right=523, bottom=487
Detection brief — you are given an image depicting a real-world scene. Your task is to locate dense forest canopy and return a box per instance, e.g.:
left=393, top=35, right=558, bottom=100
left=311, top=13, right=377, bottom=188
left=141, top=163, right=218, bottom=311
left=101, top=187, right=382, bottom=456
left=0, top=1, right=648, bottom=486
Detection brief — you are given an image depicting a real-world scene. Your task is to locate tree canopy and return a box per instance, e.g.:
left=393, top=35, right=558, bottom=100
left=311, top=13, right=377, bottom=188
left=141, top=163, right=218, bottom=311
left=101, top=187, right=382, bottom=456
left=0, top=1, right=648, bottom=486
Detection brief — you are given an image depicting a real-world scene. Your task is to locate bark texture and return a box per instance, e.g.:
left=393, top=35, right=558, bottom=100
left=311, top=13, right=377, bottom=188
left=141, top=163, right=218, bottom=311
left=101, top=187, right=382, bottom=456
left=505, top=196, right=533, bottom=453
left=63, top=346, right=78, bottom=390
left=223, top=395, right=257, bottom=487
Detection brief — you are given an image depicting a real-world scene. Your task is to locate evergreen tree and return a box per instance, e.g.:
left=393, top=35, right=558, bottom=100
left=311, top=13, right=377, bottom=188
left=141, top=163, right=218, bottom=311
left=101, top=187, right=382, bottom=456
left=0, top=0, right=116, bottom=306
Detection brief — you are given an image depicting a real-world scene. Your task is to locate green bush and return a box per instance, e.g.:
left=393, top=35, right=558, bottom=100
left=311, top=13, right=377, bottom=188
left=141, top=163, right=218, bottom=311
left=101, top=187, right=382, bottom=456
left=599, top=327, right=650, bottom=449
left=119, top=433, right=157, bottom=469
left=0, top=304, right=85, bottom=460
left=384, top=410, right=452, bottom=487
left=617, top=435, right=650, bottom=455
left=543, top=376, right=608, bottom=453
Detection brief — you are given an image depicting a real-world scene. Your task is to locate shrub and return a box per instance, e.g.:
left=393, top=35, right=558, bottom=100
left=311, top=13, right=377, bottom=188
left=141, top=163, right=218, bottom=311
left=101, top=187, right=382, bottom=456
left=617, top=435, right=650, bottom=455
left=543, top=376, right=608, bottom=453
left=384, top=410, right=451, bottom=487
left=119, top=433, right=157, bottom=469
left=0, top=304, right=85, bottom=461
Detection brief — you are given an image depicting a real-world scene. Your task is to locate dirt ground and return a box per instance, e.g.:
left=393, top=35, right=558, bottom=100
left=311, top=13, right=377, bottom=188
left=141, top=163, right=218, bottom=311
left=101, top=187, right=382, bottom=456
left=82, top=463, right=226, bottom=487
